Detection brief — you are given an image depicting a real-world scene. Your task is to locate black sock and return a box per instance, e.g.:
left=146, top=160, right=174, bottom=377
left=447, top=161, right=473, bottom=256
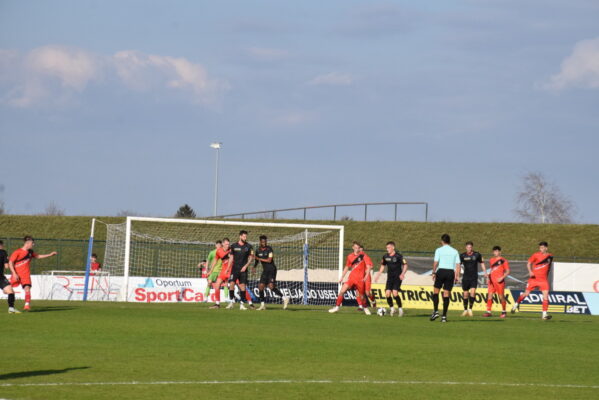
left=386, top=297, right=393, bottom=307
left=443, top=296, right=450, bottom=316
left=394, top=295, right=402, bottom=308
left=259, top=290, right=265, bottom=302
left=432, top=293, right=439, bottom=312
left=272, top=287, right=284, bottom=297
left=229, top=289, right=235, bottom=302
left=463, top=297, right=468, bottom=310
left=468, top=296, right=475, bottom=309
left=8, top=293, right=15, bottom=308
left=239, top=290, right=246, bottom=303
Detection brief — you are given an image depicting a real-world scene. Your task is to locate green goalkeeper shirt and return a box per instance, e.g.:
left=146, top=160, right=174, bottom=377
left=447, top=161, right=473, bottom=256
left=207, top=249, right=223, bottom=274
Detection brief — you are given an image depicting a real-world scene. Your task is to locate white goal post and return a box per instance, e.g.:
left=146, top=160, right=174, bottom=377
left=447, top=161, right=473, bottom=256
left=99, top=216, right=345, bottom=305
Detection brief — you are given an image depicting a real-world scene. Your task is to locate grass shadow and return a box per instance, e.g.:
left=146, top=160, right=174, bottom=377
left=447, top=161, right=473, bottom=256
left=0, top=366, right=90, bottom=380
left=28, top=306, right=79, bottom=313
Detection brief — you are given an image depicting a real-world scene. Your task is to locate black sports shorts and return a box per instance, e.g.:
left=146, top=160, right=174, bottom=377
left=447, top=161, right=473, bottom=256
left=434, top=269, right=455, bottom=291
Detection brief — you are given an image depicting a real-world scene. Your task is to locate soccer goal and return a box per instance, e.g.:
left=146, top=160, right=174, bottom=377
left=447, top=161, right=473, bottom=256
left=89, top=217, right=344, bottom=305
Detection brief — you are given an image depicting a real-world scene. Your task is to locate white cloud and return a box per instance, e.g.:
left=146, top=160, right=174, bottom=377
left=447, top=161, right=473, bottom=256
left=246, top=47, right=289, bottom=61
left=0, top=45, right=228, bottom=107
left=546, top=37, right=599, bottom=90
left=308, top=72, right=354, bottom=86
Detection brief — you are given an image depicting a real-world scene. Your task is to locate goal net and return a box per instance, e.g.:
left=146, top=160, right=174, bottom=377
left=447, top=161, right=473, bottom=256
left=100, top=217, right=344, bottom=305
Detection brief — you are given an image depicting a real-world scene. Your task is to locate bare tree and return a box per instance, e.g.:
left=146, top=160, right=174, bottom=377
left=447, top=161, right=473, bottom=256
left=514, top=172, right=575, bottom=224
left=43, top=201, right=65, bottom=216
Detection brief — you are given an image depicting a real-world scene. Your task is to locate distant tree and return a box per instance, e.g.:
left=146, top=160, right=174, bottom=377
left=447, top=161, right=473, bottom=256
left=175, top=204, right=197, bottom=218
left=514, top=172, right=576, bottom=224
left=0, top=199, right=5, bottom=215
left=43, top=201, right=65, bottom=216
left=339, top=216, right=354, bottom=221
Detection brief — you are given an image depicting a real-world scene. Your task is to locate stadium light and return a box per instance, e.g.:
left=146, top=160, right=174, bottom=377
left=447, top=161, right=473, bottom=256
left=210, top=142, right=222, bottom=216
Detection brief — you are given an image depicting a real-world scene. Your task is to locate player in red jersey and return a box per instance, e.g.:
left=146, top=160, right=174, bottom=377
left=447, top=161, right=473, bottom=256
left=90, top=253, right=102, bottom=275
left=483, top=246, right=510, bottom=318
left=9, top=236, right=57, bottom=311
left=360, top=245, right=377, bottom=310
left=511, top=241, right=553, bottom=320
left=328, top=242, right=373, bottom=315
left=208, top=238, right=233, bottom=309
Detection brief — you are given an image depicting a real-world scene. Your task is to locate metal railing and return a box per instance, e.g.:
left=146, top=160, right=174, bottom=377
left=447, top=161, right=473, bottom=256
left=210, top=202, right=429, bottom=222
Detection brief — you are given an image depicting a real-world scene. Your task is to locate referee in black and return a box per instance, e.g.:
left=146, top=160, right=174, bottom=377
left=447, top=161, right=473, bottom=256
left=430, top=234, right=461, bottom=322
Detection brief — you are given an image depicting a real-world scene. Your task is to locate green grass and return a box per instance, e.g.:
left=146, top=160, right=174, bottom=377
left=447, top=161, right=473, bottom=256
left=1, top=301, right=598, bottom=400
left=1, top=215, right=598, bottom=261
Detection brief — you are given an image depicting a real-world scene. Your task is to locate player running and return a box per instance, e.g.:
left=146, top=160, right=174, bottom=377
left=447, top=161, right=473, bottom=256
left=1, top=240, right=20, bottom=314
left=374, top=241, right=408, bottom=317
left=203, top=240, right=229, bottom=301
left=359, top=245, right=377, bottom=310
left=483, top=246, right=510, bottom=318
left=430, top=234, right=460, bottom=322
left=459, top=241, right=485, bottom=317
left=254, top=235, right=290, bottom=310
left=9, top=236, right=57, bottom=311
left=208, top=238, right=233, bottom=309
left=329, top=242, right=373, bottom=315
left=511, top=241, right=554, bottom=320
left=228, top=230, right=255, bottom=310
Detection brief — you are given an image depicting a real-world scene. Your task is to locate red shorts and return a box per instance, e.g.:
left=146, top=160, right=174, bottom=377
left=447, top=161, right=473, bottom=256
left=345, top=275, right=365, bottom=295
left=11, top=267, right=32, bottom=287
left=217, top=269, right=231, bottom=283
left=526, top=278, right=549, bottom=292
left=488, top=278, right=505, bottom=295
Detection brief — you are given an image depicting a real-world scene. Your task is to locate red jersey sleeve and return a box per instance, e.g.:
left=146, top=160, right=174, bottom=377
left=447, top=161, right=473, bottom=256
left=528, top=253, right=537, bottom=264
left=9, top=249, right=23, bottom=263
left=363, top=254, right=373, bottom=267
left=345, top=254, right=352, bottom=268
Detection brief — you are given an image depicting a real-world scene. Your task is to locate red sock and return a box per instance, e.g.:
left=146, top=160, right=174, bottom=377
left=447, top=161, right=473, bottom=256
left=25, top=292, right=31, bottom=303
left=336, top=295, right=343, bottom=307
left=517, top=294, right=526, bottom=304
left=245, top=290, right=252, bottom=302
left=486, top=298, right=493, bottom=311
left=501, top=301, right=506, bottom=311
left=213, top=283, right=220, bottom=302
left=542, top=299, right=549, bottom=312
left=369, top=294, right=375, bottom=302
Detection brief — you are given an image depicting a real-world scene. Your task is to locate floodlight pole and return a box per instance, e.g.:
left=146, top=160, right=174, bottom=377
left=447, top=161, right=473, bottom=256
left=210, top=142, right=222, bottom=216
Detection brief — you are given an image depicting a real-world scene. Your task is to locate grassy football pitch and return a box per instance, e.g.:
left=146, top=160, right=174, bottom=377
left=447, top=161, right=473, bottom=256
left=1, top=301, right=598, bottom=400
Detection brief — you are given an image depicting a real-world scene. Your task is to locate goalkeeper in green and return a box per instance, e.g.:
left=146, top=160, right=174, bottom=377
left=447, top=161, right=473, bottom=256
left=203, top=240, right=228, bottom=301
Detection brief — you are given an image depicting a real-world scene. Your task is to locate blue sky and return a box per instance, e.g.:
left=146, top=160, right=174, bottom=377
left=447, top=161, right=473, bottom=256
left=1, top=0, right=598, bottom=223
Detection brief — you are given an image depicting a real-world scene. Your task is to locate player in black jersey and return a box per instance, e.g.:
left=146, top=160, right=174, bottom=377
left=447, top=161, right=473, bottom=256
left=227, top=230, right=255, bottom=310
left=374, top=241, right=408, bottom=317
left=459, top=241, right=486, bottom=317
left=0, top=240, right=20, bottom=314
left=254, top=235, right=290, bottom=310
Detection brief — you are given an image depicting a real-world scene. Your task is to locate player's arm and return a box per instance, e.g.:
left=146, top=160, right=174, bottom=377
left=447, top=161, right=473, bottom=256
left=7, top=260, right=18, bottom=279
left=374, top=264, right=385, bottom=282
left=481, top=261, right=489, bottom=283
left=240, top=250, right=254, bottom=272
left=339, top=266, right=349, bottom=283
left=454, top=254, right=461, bottom=283
left=526, top=261, right=534, bottom=278
left=363, top=263, right=373, bottom=282
left=34, top=251, right=58, bottom=259
left=432, top=261, right=439, bottom=280
left=254, top=252, right=273, bottom=264
left=499, top=261, right=510, bottom=283
left=400, top=258, right=408, bottom=281
left=206, top=255, right=218, bottom=276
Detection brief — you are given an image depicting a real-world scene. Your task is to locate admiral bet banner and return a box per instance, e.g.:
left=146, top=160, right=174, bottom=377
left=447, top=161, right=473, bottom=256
left=370, top=283, right=515, bottom=312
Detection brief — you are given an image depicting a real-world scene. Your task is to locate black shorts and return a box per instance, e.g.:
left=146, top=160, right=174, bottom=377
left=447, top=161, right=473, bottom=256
left=229, top=268, right=248, bottom=285
left=0, top=275, right=10, bottom=291
left=385, top=274, right=402, bottom=292
left=434, top=269, right=455, bottom=291
left=260, top=267, right=277, bottom=285
left=461, top=276, right=478, bottom=291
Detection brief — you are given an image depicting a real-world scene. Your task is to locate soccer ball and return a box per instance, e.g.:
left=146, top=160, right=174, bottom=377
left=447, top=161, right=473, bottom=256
left=377, top=307, right=387, bottom=316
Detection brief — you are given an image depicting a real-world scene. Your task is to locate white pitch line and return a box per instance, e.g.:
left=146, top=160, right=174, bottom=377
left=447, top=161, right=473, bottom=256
left=0, top=380, right=598, bottom=389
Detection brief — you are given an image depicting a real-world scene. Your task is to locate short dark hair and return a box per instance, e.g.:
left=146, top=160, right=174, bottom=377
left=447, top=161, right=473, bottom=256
left=539, top=241, right=548, bottom=247
left=386, top=241, right=395, bottom=246
left=465, top=241, right=473, bottom=246
left=239, top=230, right=248, bottom=236
left=0, top=240, right=3, bottom=245
left=91, top=253, right=97, bottom=258
left=215, top=240, right=222, bottom=245
left=222, top=237, right=230, bottom=242
left=441, top=234, right=450, bottom=244
left=492, top=246, right=501, bottom=251
left=259, top=235, right=267, bottom=241
left=24, top=235, right=34, bottom=242
left=352, top=241, right=362, bottom=247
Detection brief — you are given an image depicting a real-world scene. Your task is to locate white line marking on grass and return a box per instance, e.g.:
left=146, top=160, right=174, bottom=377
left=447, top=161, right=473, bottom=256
left=0, top=380, right=598, bottom=389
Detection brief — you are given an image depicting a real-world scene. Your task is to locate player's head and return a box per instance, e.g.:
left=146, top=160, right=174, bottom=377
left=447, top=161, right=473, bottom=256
left=352, top=241, right=362, bottom=253
left=492, top=245, right=502, bottom=257
left=0, top=240, right=3, bottom=249
left=23, top=235, right=34, bottom=249
left=222, top=238, right=230, bottom=250
left=386, top=241, right=395, bottom=253
left=239, top=230, right=248, bottom=242
left=465, top=241, right=473, bottom=252
left=538, top=241, right=548, bottom=253
left=259, top=235, right=267, bottom=246
left=215, top=240, right=222, bottom=249
left=441, top=234, right=450, bottom=245
left=91, top=253, right=97, bottom=262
